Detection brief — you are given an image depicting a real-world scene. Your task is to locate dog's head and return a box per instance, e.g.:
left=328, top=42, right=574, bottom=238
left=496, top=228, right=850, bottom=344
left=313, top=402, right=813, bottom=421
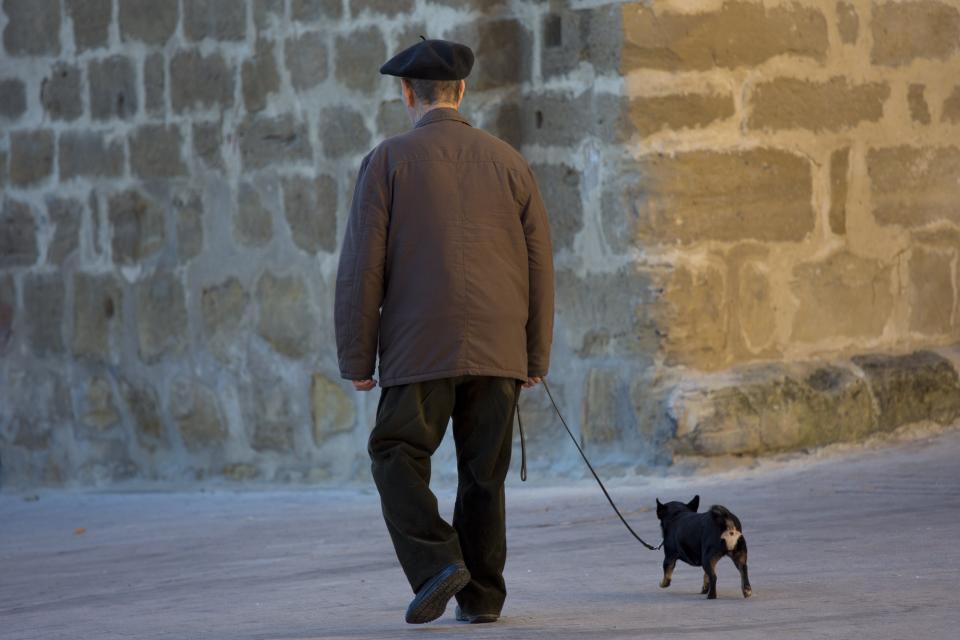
left=656, top=495, right=700, bottom=521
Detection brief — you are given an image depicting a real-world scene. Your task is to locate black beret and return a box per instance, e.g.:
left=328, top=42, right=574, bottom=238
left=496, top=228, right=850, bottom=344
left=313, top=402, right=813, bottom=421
left=379, top=38, right=474, bottom=81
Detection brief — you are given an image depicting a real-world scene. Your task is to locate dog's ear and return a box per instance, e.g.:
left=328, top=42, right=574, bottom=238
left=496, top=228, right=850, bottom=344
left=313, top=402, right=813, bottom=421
left=687, top=495, right=700, bottom=512
left=656, top=498, right=665, bottom=519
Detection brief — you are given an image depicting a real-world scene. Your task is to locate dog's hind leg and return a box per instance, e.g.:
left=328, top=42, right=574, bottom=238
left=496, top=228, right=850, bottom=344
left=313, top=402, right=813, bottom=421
left=705, top=556, right=719, bottom=599
left=660, top=557, right=676, bottom=588
left=730, top=536, right=752, bottom=598
left=700, top=572, right=710, bottom=594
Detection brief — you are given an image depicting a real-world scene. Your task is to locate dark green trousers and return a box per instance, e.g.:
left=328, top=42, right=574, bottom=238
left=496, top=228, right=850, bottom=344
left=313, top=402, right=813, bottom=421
left=368, top=374, right=521, bottom=615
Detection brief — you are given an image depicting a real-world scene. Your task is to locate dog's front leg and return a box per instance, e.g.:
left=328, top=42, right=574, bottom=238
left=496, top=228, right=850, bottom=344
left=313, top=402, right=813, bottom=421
left=660, top=557, right=676, bottom=588
left=705, top=556, right=719, bottom=599
left=700, top=572, right=710, bottom=594
left=731, top=537, right=751, bottom=598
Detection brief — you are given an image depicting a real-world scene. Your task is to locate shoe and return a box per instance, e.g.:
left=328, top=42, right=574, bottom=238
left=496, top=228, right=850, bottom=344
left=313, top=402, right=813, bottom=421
left=455, top=604, right=499, bottom=624
left=404, top=563, right=471, bottom=624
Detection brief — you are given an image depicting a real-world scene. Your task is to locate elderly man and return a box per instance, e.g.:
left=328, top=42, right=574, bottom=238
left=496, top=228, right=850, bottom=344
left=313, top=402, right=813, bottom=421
left=334, top=38, right=555, bottom=625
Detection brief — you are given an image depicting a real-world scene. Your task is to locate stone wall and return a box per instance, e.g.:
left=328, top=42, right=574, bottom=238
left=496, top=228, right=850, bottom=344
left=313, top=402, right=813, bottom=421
left=1, top=0, right=959, bottom=487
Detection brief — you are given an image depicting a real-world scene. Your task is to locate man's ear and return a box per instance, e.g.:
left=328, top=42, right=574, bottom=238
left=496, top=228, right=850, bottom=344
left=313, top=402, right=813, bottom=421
left=687, top=495, right=700, bottom=512
left=400, top=79, right=415, bottom=107
left=456, top=79, right=466, bottom=105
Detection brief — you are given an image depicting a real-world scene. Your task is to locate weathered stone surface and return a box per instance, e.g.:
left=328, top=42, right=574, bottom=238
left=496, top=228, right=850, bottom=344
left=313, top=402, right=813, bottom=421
left=184, top=0, right=247, bottom=41
left=193, top=121, right=223, bottom=169
left=238, top=114, right=313, bottom=170
left=581, top=369, right=637, bottom=447
left=868, top=145, right=960, bottom=227
left=602, top=149, right=814, bottom=252
left=254, top=0, right=284, bottom=30
left=0, top=150, right=5, bottom=188
left=622, top=1, right=828, bottom=71
left=235, top=182, right=273, bottom=247
left=555, top=266, right=659, bottom=358
left=82, top=376, right=120, bottom=429
left=736, top=260, right=776, bottom=352
left=2, top=0, right=61, bottom=56
left=628, top=92, right=735, bottom=137
left=319, top=107, right=370, bottom=158
left=450, top=19, right=532, bottom=91
left=119, top=0, right=178, bottom=44
left=282, top=175, right=338, bottom=254
left=311, top=374, right=356, bottom=443
left=351, top=0, right=414, bottom=17
left=170, top=51, right=234, bottom=113
left=429, top=0, right=506, bottom=8
left=169, top=377, right=227, bottom=451
left=89, top=55, right=137, bottom=120
left=670, top=363, right=876, bottom=456
left=836, top=1, right=859, bottom=44
left=10, top=129, right=54, bottom=187
left=790, top=252, right=893, bottom=342
left=45, top=197, right=82, bottom=265
left=871, top=1, right=960, bottom=66
left=144, top=53, right=165, bottom=117
left=242, top=356, right=296, bottom=453
left=0, top=275, right=15, bottom=352
left=493, top=91, right=629, bottom=149
left=201, top=276, right=249, bottom=363
left=119, top=377, right=166, bottom=448
left=136, top=271, right=187, bottom=364
left=242, top=40, right=280, bottom=113
left=542, top=5, right=621, bottom=78
left=852, top=350, right=960, bottom=431
left=40, top=64, right=82, bottom=121
left=661, top=262, right=727, bottom=369
left=376, top=99, right=409, bottom=138
left=829, top=147, right=850, bottom=235
left=908, top=84, right=931, bottom=124
left=747, top=77, right=889, bottom=131
left=942, top=86, right=960, bottom=123
left=7, top=367, right=73, bottom=453
left=335, top=27, right=386, bottom=93
left=221, top=463, right=259, bottom=480
left=130, top=124, right=186, bottom=178
left=108, top=189, right=165, bottom=265
left=0, top=198, right=38, bottom=267
left=531, top=163, right=582, bottom=252
left=59, top=131, right=124, bottom=180
left=286, top=32, right=328, bottom=91
left=72, top=271, right=122, bottom=361
left=908, top=247, right=955, bottom=334
left=66, top=0, right=111, bottom=51
left=174, top=191, right=203, bottom=260
left=23, top=272, right=64, bottom=356
left=256, top=271, right=317, bottom=359
left=0, top=78, right=26, bottom=118
left=291, top=0, right=341, bottom=21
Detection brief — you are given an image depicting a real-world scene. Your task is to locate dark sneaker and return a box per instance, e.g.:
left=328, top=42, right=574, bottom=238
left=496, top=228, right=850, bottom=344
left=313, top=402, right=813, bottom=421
left=455, top=605, right=499, bottom=624
left=404, top=563, right=471, bottom=624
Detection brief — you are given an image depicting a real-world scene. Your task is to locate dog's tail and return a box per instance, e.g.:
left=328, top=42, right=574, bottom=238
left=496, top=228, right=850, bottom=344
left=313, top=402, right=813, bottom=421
left=709, top=505, right=742, bottom=533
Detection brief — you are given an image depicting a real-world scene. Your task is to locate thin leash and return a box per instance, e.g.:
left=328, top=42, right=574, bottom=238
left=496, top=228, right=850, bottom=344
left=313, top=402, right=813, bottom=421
left=514, top=378, right=663, bottom=552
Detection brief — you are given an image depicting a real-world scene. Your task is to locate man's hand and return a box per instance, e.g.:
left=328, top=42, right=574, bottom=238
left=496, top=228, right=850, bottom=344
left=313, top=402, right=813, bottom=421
left=521, top=376, right=542, bottom=389
left=352, top=378, right=377, bottom=391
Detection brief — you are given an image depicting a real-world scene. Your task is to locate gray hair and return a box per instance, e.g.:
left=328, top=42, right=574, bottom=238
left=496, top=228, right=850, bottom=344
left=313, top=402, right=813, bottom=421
left=403, top=78, right=463, bottom=105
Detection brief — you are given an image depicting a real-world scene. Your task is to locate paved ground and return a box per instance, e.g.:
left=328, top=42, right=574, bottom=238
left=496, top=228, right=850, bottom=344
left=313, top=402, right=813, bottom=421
left=3, top=428, right=960, bottom=640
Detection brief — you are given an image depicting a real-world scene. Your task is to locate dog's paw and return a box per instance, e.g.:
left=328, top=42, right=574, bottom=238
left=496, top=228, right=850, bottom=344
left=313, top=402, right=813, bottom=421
left=742, top=588, right=753, bottom=598
left=706, top=592, right=717, bottom=600
left=659, top=578, right=671, bottom=589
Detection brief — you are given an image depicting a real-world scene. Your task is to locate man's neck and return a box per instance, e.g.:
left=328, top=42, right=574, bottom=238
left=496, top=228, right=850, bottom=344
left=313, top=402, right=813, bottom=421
left=412, top=101, right=458, bottom=124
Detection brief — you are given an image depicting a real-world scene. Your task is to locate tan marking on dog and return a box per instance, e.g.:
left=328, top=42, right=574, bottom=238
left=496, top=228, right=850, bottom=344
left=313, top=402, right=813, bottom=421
left=720, top=520, right=742, bottom=551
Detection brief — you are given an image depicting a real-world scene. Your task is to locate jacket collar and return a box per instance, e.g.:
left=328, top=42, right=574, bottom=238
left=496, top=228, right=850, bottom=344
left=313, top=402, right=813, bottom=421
left=414, top=107, right=472, bottom=129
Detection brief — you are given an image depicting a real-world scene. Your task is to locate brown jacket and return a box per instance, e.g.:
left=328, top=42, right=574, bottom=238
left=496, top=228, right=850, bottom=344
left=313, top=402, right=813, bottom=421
left=334, top=107, right=554, bottom=388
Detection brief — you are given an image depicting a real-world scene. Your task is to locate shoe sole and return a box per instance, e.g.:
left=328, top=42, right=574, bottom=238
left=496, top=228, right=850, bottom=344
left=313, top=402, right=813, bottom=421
left=405, top=566, right=471, bottom=624
left=457, top=613, right=499, bottom=624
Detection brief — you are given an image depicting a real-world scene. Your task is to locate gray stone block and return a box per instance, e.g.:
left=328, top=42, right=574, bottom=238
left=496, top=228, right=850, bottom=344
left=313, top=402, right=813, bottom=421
left=130, top=124, right=186, bottom=179
left=0, top=274, right=14, bottom=352
left=174, top=190, right=204, bottom=260
left=119, top=0, right=178, bottom=44
left=2, top=0, right=61, bottom=56
left=59, top=131, right=125, bottom=180
left=254, top=0, right=284, bottom=30
left=170, top=50, right=235, bottom=112
left=119, top=377, right=167, bottom=449
left=449, top=18, right=532, bottom=91
left=376, top=99, right=410, bottom=138
left=169, top=377, right=226, bottom=450
left=45, top=196, right=82, bottom=265
left=530, top=163, right=582, bottom=252
left=285, top=32, right=328, bottom=91
left=1, top=198, right=38, bottom=267
left=67, top=0, right=112, bottom=51
left=542, top=5, right=621, bottom=79
left=41, top=63, right=83, bottom=121
left=311, top=374, right=356, bottom=443
left=238, top=114, right=313, bottom=170
left=72, top=271, right=123, bottom=361
left=23, top=272, right=65, bottom=356
left=351, top=0, right=414, bottom=17
left=10, top=129, right=54, bottom=187
left=234, top=182, right=273, bottom=247
left=193, top=121, right=224, bottom=169
left=82, top=375, right=122, bottom=429
left=282, top=174, right=338, bottom=254
left=201, top=276, right=250, bottom=364
left=291, top=0, right=342, bottom=21
left=136, top=271, right=188, bottom=364
left=256, top=270, right=318, bottom=358
left=108, top=189, right=165, bottom=265
left=319, top=106, right=371, bottom=158
left=0, top=78, right=26, bottom=118
left=242, top=39, right=280, bottom=113
left=184, top=0, right=247, bottom=41
left=335, top=26, right=386, bottom=93
left=89, top=55, right=138, bottom=120
left=144, top=53, right=166, bottom=117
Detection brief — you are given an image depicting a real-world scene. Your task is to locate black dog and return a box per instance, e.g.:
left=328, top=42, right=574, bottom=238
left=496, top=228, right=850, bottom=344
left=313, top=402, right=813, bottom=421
left=655, top=495, right=752, bottom=599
